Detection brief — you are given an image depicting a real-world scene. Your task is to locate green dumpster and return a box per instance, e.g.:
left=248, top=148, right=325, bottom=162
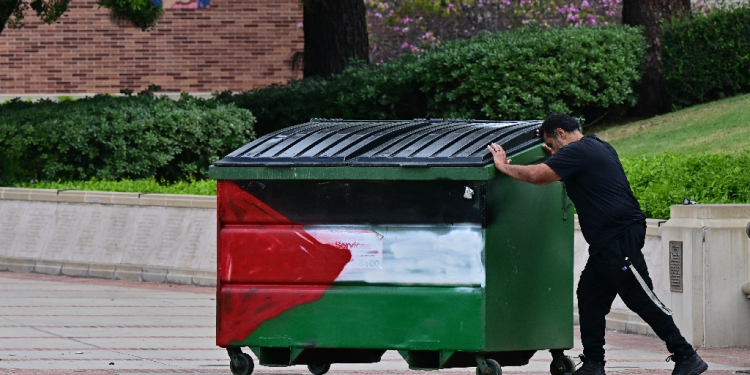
left=209, top=119, right=575, bottom=375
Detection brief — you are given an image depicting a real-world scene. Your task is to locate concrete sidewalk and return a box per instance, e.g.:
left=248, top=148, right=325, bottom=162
left=0, top=272, right=748, bottom=375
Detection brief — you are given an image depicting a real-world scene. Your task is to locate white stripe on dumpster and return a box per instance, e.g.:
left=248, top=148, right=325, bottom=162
left=305, top=225, right=485, bottom=287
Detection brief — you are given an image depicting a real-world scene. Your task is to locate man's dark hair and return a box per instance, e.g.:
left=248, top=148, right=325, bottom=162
left=539, top=112, right=580, bottom=139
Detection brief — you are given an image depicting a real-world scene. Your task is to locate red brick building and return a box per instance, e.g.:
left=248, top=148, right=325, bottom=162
left=0, top=0, right=303, bottom=95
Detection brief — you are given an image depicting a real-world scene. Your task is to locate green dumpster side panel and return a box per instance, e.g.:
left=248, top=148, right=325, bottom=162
left=233, top=286, right=486, bottom=351
left=484, top=177, right=575, bottom=351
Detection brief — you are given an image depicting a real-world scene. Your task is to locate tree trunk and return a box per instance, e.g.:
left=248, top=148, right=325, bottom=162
left=622, top=0, right=690, bottom=116
left=303, top=0, right=369, bottom=78
left=0, top=0, right=23, bottom=36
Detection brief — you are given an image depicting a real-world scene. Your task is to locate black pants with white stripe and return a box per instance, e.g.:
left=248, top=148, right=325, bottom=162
left=577, top=222, right=695, bottom=363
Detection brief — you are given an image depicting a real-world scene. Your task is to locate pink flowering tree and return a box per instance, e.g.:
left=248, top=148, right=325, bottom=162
left=366, top=0, right=621, bottom=62
left=691, top=0, right=747, bottom=14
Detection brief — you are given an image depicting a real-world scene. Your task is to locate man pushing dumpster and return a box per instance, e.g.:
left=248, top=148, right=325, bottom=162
left=487, top=113, right=708, bottom=375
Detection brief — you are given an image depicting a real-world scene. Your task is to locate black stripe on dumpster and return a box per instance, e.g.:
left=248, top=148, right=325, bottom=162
left=234, top=180, right=486, bottom=225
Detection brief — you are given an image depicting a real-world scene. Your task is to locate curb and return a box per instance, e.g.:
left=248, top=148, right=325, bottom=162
left=0, top=256, right=216, bottom=287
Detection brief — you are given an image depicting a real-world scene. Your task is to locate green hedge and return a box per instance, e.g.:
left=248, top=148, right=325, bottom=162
left=622, top=152, right=750, bottom=219
left=0, top=94, right=255, bottom=185
left=216, top=25, right=647, bottom=136
left=662, top=5, right=750, bottom=109
left=214, top=57, right=424, bottom=137
left=416, top=26, right=646, bottom=120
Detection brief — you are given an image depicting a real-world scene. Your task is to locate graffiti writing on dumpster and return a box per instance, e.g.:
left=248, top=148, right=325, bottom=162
left=307, top=230, right=384, bottom=270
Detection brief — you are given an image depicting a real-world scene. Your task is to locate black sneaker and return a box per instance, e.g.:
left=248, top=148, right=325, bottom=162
left=667, top=353, right=708, bottom=375
left=573, top=355, right=606, bottom=375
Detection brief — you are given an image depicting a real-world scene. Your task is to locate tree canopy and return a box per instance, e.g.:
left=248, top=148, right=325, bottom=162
left=0, top=0, right=163, bottom=35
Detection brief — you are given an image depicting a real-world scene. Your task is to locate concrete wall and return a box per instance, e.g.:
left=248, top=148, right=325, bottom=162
left=1, top=188, right=749, bottom=347
left=661, top=205, right=750, bottom=348
left=0, top=188, right=217, bottom=286
left=575, top=206, right=750, bottom=348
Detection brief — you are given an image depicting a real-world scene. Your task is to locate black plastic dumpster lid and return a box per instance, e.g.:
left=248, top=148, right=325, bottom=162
left=214, top=119, right=543, bottom=167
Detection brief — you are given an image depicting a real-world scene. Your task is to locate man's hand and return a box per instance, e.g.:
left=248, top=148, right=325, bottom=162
left=486, top=142, right=561, bottom=185
left=487, top=143, right=511, bottom=166
left=536, top=129, right=554, bottom=156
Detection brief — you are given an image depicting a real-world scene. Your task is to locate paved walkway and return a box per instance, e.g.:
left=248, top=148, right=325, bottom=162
left=0, top=272, right=748, bottom=375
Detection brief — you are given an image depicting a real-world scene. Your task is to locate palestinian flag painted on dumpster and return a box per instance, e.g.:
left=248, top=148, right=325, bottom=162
left=216, top=180, right=486, bottom=346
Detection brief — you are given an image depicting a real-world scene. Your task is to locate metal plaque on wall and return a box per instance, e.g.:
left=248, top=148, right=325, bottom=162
left=669, top=241, right=683, bottom=293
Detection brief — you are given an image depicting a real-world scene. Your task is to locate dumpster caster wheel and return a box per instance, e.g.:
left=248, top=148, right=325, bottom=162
left=229, top=353, right=253, bottom=375
left=307, top=363, right=331, bottom=375
left=549, top=355, right=574, bottom=375
left=476, top=359, right=501, bottom=375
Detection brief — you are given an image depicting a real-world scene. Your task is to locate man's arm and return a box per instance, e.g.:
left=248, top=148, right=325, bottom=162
left=487, top=143, right=561, bottom=185
left=495, top=163, right=560, bottom=185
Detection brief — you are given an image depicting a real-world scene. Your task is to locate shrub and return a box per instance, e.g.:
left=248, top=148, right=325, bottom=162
left=214, top=80, right=330, bottom=138
left=622, top=152, right=750, bottom=219
left=416, top=25, right=646, bottom=120
left=214, top=57, right=424, bottom=137
left=662, top=5, right=750, bottom=109
left=0, top=94, right=255, bottom=185
left=216, top=25, right=646, bottom=137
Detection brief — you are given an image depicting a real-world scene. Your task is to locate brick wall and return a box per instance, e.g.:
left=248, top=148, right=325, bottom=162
left=0, top=0, right=303, bottom=94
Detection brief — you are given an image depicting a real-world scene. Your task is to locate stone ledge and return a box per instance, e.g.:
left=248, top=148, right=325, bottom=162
left=0, top=257, right=216, bottom=287
left=0, top=188, right=58, bottom=202
left=89, top=264, right=116, bottom=279
left=34, top=260, right=62, bottom=276
left=671, top=204, right=750, bottom=219
left=62, top=262, right=90, bottom=277
left=139, top=194, right=194, bottom=208
left=166, top=269, right=195, bottom=285
left=192, top=270, right=217, bottom=287
left=139, top=193, right=216, bottom=209
left=0, top=257, right=36, bottom=273
left=56, top=190, right=85, bottom=204
left=0, top=187, right=215, bottom=209
left=142, top=267, right=168, bottom=283
left=190, top=196, right=217, bottom=209
left=114, top=265, right=143, bottom=282
left=58, top=190, right=140, bottom=205
left=646, top=219, right=663, bottom=237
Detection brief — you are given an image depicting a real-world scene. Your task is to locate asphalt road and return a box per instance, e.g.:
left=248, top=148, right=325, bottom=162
left=1, top=272, right=748, bottom=375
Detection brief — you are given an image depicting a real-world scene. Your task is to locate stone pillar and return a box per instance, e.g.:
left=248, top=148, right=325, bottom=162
left=660, top=205, right=750, bottom=348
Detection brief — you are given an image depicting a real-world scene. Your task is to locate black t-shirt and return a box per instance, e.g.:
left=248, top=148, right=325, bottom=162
left=544, top=134, right=645, bottom=253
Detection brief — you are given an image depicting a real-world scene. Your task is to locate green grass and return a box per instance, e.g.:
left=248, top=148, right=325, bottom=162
left=14, top=178, right=216, bottom=196
left=593, top=93, right=750, bottom=158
